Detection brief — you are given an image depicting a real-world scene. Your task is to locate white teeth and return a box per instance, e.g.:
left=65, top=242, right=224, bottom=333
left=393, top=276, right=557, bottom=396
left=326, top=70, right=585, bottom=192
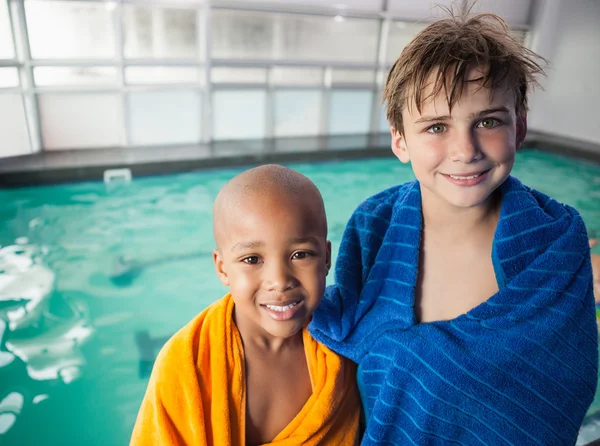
left=265, top=302, right=298, bottom=312
left=449, top=173, right=482, bottom=180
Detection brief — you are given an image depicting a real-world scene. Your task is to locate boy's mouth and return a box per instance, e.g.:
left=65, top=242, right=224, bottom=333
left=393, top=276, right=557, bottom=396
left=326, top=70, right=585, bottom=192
left=443, top=169, right=491, bottom=186
left=260, top=299, right=304, bottom=321
left=265, top=302, right=299, bottom=312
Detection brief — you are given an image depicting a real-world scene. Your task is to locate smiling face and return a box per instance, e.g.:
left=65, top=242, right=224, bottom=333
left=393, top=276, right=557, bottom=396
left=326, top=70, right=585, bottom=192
left=391, top=66, right=527, bottom=213
left=213, top=186, right=330, bottom=342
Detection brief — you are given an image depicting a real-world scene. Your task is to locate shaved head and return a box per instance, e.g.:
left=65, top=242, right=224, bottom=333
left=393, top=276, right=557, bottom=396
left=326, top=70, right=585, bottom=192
left=213, top=164, right=326, bottom=250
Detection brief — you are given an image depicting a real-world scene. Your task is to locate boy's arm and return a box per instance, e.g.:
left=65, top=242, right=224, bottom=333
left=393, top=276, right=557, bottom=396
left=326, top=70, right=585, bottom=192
left=130, top=342, right=206, bottom=445
left=130, top=367, right=184, bottom=445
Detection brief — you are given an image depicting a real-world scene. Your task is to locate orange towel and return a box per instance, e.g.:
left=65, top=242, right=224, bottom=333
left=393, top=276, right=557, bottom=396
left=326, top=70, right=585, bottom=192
left=131, top=293, right=360, bottom=445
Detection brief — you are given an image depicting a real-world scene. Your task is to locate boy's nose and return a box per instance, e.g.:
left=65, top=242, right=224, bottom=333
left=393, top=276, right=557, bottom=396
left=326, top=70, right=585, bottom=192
left=264, top=261, right=296, bottom=292
left=450, top=132, right=483, bottom=163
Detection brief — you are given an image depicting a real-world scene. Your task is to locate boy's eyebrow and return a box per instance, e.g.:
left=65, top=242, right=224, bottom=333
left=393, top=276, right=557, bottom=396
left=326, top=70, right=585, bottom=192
left=292, top=236, right=321, bottom=245
left=414, top=114, right=451, bottom=124
left=231, top=240, right=264, bottom=252
left=414, top=106, right=511, bottom=124
left=472, top=106, right=511, bottom=117
left=230, top=236, right=322, bottom=252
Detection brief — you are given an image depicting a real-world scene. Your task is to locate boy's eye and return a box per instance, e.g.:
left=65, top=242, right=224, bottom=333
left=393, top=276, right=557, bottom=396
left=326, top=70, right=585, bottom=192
left=427, top=124, right=446, bottom=134
left=292, top=251, right=311, bottom=260
left=242, top=256, right=260, bottom=265
left=478, top=118, right=500, bottom=129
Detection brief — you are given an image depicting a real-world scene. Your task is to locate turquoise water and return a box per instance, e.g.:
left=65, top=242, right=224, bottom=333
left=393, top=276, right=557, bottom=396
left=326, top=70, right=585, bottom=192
left=0, top=150, right=599, bottom=445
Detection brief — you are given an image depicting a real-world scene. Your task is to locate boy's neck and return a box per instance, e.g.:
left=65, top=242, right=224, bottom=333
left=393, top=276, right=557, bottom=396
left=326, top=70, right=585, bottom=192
left=233, top=306, right=304, bottom=354
left=420, top=189, right=501, bottom=238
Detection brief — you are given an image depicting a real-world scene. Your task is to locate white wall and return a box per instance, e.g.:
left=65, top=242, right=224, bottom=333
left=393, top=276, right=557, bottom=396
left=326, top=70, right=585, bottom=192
left=0, top=95, right=31, bottom=157
left=528, top=0, right=600, bottom=146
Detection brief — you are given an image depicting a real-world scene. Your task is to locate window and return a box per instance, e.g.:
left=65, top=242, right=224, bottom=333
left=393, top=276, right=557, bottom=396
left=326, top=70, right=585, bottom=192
left=331, top=69, right=375, bottom=84
left=0, top=95, right=30, bottom=157
left=274, top=90, right=321, bottom=137
left=25, top=1, right=115, bottom=59
left=213, top=90, right=266, bottom=140
left=0, top=0, right=14, bottom=59
left=128, top=91, right=202, bottom=145
left=123, top=6, right=199, bottom=59
left=0, top=68, right=19, bottom=88
left=328, top=89, right=373, bottom=134
left=34, top=67, right=117, bottom=87
left=211, top=67, right=267, bottom=84
left=212, top=10, right=379, bottom=63
left=228, top=0, right=384, bottom=12
left=271, top=67, right=322, bottom=85
left=39, top=94, right=124, bottom=149
left=125, top=67, right=202, bottom=85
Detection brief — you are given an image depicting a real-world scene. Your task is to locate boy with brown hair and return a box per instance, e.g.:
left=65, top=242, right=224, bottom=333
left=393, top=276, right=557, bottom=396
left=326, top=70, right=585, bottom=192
left=131, top=165, right=360, bottom=445
left=310, top=11, right=597, bottom=445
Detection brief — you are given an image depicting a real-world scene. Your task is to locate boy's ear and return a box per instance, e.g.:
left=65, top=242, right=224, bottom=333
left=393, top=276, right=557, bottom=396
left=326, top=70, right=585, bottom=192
left=325, top=241, right=332, bottom=275
left=516, top=113, right=528, bottom=149
left=213, top=249, right=230, bottom=287
left=390, top=127, right=410, bottom=163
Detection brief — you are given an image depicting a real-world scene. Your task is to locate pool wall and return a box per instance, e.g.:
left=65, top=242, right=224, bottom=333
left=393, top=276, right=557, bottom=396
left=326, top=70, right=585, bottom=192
left=0, top=129, right=599, bottom=188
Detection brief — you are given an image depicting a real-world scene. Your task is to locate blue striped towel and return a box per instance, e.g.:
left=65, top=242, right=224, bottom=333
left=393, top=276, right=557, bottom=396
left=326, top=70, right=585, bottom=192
left=310, top=175, right=598, bottom=445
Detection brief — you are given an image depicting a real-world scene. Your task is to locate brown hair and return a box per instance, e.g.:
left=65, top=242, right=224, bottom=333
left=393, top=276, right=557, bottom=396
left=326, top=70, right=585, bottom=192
left=383, top=10, right=546, bottom=133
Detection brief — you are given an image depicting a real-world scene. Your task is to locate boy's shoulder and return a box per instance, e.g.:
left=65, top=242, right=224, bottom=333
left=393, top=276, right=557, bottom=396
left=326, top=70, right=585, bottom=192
left=352, top=180, right=417, bottom=222
left=153, top=295, right=231, bottom=371
left=502, top=176, right=584, bottom=224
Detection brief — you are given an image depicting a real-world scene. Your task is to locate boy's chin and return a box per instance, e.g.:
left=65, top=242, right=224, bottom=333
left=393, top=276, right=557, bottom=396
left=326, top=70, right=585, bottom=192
left=428, top=180, right=502, bottom=210
left=263, top=320, right=306, bottom=339
left=446, top=193, right=495, bottom=209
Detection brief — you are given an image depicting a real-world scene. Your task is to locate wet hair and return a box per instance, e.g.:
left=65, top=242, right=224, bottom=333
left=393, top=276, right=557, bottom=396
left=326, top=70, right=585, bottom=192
left=383, top=8, right=546, bottom=133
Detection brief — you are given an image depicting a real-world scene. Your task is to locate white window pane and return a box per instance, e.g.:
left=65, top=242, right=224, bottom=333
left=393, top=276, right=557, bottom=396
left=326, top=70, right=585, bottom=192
left=379, top=103, right=389, bottom=132
left=125, top=67, right=201, bottom=85
left=331, top=69, right=375, bottom=84
left=328, top=89, right=373, bottom=135
left=25, top=1, right=115, bottom=59
left=0, top=0, right=14, bottom=59
left=230, top=0, right=384, bottom=12
left=128, top=90, right=201, bottom=145
left=213, top=90, right=265, bottom=140
left=0, top=68, right=19, bottom=88
left=274, top=90, right=321, bottom=137
left=271, top=67, right=322, bottom=85
left=211, top=67, right=267, bottom=84
left=123, top=6, right=199, bottom=59
left=34, top=67, right=117, bottom=87
left=212, top=10, right=379, bottom=63
left=151, top=0, right=204, bottom=3
left=386, top=21, right=427, bottom=64
left=0, top=95, right=30, bottom=158
left=39, top=94, right=124, bottom=149
left=471, top=0, right=532, bottom=27
left=387, top=0, right=456, bottom=20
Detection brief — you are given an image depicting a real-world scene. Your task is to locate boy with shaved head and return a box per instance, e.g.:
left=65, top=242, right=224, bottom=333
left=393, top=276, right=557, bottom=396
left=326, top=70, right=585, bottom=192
left=131, top=164, right=360, bottom=445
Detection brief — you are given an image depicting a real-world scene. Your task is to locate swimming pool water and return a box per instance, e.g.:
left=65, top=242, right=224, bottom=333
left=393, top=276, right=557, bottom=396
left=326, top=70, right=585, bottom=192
left=0, top=149, right=599, bottom=445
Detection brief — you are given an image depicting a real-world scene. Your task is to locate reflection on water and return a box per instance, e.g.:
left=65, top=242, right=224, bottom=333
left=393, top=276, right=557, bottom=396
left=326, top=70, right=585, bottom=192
left=109, top=250, right=208, bottom=287
left=0, top=239, right=94, bottom=437
left=0, top=243, right=53, bottom=331
left=135, top=330, right=170, bottom=379
left=0, top=392, right=23, bottom=435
